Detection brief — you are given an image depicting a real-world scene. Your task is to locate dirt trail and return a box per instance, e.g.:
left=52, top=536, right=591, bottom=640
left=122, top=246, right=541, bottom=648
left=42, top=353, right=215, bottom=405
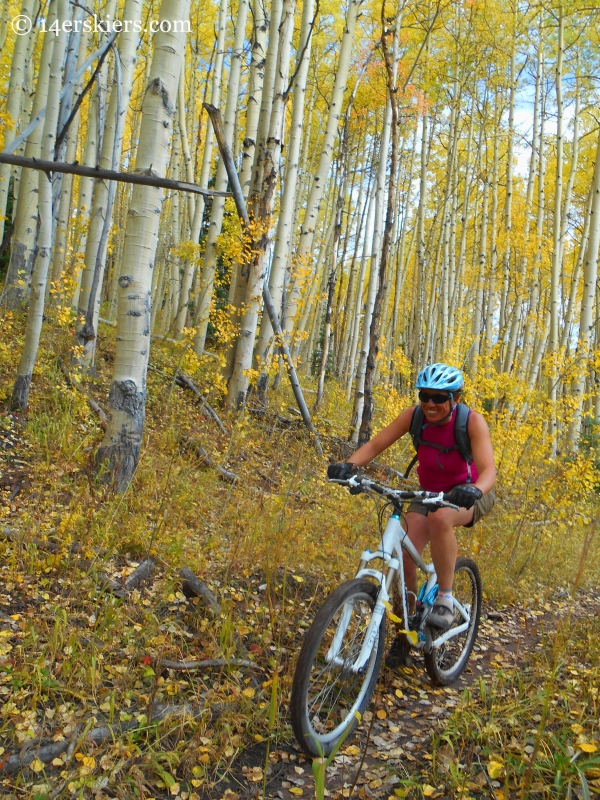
left=210, top=590, right=600, bottom=800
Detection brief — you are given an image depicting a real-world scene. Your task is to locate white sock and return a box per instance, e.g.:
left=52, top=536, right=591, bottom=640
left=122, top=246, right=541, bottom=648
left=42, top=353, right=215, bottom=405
left=437, top=589, right=453, bottom=610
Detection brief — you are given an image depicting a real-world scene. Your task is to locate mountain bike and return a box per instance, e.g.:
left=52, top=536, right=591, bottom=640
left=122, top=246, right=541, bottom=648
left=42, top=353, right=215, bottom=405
left=289, top=474, right=482, bottom=757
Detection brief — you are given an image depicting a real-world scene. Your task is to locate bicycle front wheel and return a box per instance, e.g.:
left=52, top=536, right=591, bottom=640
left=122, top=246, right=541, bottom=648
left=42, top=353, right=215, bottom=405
left=424, top=557, right=482, bottom=685
left=290, top=579, right=386, bottom=757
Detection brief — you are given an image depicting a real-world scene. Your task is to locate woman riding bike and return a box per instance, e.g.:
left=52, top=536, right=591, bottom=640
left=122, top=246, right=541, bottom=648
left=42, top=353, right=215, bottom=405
left=328, top=363, right=496, bottom=660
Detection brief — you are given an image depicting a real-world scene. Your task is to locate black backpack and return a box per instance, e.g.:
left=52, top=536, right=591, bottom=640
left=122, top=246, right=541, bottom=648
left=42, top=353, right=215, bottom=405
left=404, top=403, right=473, bottom=481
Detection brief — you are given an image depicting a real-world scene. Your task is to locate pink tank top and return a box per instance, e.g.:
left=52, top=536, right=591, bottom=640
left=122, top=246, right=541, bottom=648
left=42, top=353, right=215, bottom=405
left=415, top=407, right=478, bottom=493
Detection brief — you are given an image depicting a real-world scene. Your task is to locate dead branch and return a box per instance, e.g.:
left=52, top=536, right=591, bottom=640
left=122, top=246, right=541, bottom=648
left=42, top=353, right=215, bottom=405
left=158, top=658, right=261, bottom=671
left=1, top=526, right=59, bottom=553
left=175, top=372, right=227, bottom=434
left=111, top=558, right=155, bottom=596
left=180, top=567, right=220, bottom=614
left=0, top=702, right=216, bottom=775
left=179, top=439, right=239, bottom=483
left=0, top=152, right=231, bottom=199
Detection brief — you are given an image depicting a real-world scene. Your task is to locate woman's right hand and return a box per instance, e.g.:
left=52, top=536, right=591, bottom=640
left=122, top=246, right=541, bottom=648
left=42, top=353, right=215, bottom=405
left=327, top=462, right=359, bottom=480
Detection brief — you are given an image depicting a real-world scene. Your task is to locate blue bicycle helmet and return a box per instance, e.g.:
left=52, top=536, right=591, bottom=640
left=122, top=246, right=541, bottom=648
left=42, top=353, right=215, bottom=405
left=416, top=363, right=464, bottom=394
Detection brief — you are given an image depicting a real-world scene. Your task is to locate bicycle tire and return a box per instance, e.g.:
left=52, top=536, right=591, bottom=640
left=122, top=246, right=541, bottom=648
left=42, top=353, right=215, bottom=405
left=424, top=557, right=482, bottom=686
left=290, top=578, right=386, bottom=757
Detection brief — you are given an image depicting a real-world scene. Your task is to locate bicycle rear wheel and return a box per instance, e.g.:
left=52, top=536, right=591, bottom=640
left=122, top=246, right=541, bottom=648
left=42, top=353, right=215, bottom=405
left=290, top=579, right=386, bottom=757
left=424, top=557, right=481, bottom=685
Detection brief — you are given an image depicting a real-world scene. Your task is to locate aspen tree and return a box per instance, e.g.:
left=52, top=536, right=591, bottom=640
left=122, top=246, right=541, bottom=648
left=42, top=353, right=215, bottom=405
left=50, top=4, right=88, bottom=288
left=548, top=5, right=564, bottom=452
left=568, top=129, right=600, bottom=448
left=191, top=0, right=250, bottom=345
left=254, top=0, right=316, bottom=379
left=226, top=0, right=296, bottom=408
left=0, top=0, right=36, bottom=243
left=11, top=0, right=69, bottom=409
left=76, top=0, right=143, bottom=369
left=283, top=0, right=362, bottom=348
left=2, top=0, right=58, bottom=308
left=358, top=0, right=402, bottom=445
left=96, top=0, right=191, bottom=489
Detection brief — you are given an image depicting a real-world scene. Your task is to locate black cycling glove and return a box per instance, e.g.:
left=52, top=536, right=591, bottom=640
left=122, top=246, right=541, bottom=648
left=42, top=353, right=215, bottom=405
left=447, top=484, right=483, bottom=509
left=327, top=462, right=359, bottom=481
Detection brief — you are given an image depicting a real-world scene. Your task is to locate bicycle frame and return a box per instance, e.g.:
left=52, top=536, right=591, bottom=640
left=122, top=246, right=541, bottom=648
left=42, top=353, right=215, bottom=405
left=326, top=509, right=472, bottom=673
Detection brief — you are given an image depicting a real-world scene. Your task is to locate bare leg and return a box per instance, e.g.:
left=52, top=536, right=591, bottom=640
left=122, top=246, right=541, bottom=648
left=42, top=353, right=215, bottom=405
left=403, top=507, right=474, bottom=596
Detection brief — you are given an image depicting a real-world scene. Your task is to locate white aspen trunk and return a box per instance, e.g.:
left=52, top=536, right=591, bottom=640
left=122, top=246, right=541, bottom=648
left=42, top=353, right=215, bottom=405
left=350, top=165, right=385, bottom=444
left=548, top=6, right=564, bottom=453
left=567, top=130, right=600, bottom=448
left=345, top=180, right=377, bottom=402
left=71, top=48, right=100, bottom=311
left=0, top=0, right=36, bottom=242
left=2, top=0, right=58, bottom=308
left=559, top=62, right=581, bottom=351
left=11, top=0, right=68, bottom=409
left=498, top=31, right=516, bottom=355
left=76, top=0, right=142, bottom=368
left=188, top=0, right=229, bottom=258
left=237, top=0, right=268, bottom=200
left=485, top=109, right=500, bottom=368
left=254, top=0, right=315, bottom=371
left=226, top=0, right=296, bottom=408
left=296, top=209, right=336, bottom=363
left=190, top=0, right=250, bottom=344
left=283, top=0, right=361, bottom=344
left=522, top=68, right=546, bottom=380
left=222, top=0, right=284, bottom=381
left=505, top=39, right=542, bottom=375
left=96, top=0, right=191, bottom=489
left=412, top=113, right=429, bottom=367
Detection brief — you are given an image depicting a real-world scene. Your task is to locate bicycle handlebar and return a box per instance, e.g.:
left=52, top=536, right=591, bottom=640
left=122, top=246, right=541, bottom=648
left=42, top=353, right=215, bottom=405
left=329, top=475, right=459, bottom=510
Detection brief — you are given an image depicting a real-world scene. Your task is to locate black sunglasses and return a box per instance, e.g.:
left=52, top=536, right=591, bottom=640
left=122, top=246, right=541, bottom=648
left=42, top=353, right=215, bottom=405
left=418, top=390, right=451, bottom=404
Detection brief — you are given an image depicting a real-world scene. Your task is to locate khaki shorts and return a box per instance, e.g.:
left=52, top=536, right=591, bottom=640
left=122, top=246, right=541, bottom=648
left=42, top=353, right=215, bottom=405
left=407, top=487, right=496, bottom=528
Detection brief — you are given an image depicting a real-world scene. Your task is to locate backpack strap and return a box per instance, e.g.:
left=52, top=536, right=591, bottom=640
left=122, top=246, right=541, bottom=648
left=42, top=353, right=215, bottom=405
left=453, top=403, right=474, bottom=464
left=404, top=406, right=424, bottom=479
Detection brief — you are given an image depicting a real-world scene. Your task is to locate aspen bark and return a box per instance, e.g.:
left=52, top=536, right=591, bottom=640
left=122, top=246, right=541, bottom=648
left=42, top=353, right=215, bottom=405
left=11, top=0, right=68, bottom=409
left=283, top=0, right=362, bottom=346
left=2, top=0, right=58, bottom=308
left=254, top=0, right=316, bottom=376
left=191, top=0, right=249, bottom=346
left=567, top=129, right=600, bottom=448
left=226, top=0, right=296, bottom=408
left=96, top=0, right=191, bottom=489
left=76, top=0, right=142, bottom=369
left=0, top=0, right=36, bottom=243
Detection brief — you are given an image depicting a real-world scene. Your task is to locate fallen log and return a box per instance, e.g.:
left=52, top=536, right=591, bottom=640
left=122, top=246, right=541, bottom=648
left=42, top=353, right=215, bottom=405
left=0, top=702, right=214, bottom=775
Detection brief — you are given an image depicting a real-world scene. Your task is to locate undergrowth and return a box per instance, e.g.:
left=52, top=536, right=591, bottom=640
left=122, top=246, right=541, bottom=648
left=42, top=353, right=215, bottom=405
left=0, top=310, right=599, bottom=799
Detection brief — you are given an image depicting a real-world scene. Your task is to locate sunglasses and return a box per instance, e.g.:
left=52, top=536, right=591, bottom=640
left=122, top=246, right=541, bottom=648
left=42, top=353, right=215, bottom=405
left=418, top=390, right=451, bottom=404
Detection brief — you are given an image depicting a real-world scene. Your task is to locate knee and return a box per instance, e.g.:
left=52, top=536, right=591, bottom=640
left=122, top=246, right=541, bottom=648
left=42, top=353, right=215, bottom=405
left=427, top=512, right=454, bottom=538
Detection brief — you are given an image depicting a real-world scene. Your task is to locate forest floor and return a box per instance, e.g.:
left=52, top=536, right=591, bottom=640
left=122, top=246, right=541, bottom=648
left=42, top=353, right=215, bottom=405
left=1, top=331, right=600, bottom=799
left=201, top=590, right=600, bottom=800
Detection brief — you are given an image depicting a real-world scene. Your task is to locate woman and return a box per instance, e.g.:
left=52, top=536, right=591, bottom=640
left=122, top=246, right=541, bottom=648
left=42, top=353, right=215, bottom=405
left=328, top=363, right=496, bottom=643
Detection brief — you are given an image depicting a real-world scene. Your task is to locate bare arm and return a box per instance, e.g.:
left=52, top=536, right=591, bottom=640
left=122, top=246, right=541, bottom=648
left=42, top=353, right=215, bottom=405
left=468, top=412, right=496, bottom=495
left=347, top=406, right=416, bottom=467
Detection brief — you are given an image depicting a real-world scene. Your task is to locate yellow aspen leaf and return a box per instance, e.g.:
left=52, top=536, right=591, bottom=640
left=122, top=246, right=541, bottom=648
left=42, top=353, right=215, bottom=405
left=422, top=785, right=436, bottom=796
left=579, top=743, right=598, bottom=753
left=289, top=788, right=303, bottom=796
left=376, top=709, right=387, bottom=719
left=243, top=687, right=255, bottom=698
left=571, top=724, right=584, bottom=734
left=487, top=761, right=504, bottom=779
left=31, top=758, right=45, bottom=772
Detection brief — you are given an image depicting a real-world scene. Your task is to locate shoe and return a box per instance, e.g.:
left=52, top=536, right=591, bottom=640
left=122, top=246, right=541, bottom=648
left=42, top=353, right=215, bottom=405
left=427, top=603, right=454, bottom=631
left=385, top=635, right=413, bottom=668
